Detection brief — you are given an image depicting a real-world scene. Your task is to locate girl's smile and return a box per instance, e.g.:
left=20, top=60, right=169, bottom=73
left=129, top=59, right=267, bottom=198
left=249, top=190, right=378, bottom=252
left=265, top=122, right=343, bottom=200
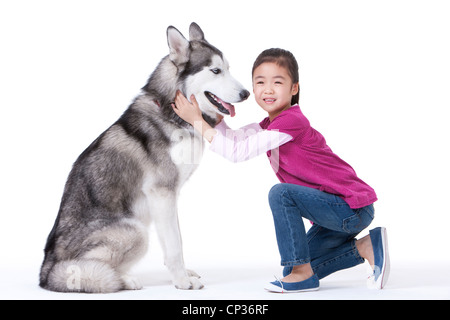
left=263, top=98, right=276, bottom=104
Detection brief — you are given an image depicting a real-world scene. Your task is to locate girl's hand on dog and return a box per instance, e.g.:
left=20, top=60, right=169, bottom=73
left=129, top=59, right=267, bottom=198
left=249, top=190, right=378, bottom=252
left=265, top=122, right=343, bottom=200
left=172, top=91, right=202, bottom=125
left=172, top=91, right=218, bottom=142
left=172, top=91, right=224, bottom=126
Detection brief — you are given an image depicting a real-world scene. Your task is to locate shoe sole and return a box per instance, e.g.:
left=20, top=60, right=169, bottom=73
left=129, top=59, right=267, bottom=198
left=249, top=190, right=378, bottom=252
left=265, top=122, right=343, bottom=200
left=264, top=284, right=320, bottom=294
left=377, top=227, right=390, bottom=289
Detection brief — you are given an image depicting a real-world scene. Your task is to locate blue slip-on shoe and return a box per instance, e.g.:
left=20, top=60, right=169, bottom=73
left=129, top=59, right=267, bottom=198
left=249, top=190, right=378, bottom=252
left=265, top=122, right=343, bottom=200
left=265, top=275, right=320, bottom=293
left=368, top=227, right=390, bottom=289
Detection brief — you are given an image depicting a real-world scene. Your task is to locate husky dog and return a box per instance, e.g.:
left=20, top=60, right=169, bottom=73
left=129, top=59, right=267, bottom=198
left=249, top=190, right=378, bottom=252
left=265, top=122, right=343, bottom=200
left=39, top=22, right=249, bottom=293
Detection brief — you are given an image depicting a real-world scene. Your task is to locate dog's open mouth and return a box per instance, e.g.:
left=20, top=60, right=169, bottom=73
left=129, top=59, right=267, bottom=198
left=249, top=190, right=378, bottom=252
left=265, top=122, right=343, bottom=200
left=205, top=91, right=236, bottom=117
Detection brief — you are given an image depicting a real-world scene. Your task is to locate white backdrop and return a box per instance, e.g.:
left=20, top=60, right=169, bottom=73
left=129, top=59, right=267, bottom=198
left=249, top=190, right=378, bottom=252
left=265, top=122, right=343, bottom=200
left=1, top=0, right=450, bottom=298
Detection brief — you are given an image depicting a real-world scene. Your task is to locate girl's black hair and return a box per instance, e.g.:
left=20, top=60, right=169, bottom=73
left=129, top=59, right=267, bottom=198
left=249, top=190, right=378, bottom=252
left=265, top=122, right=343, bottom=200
left=252, top=48, right=300, bottom=105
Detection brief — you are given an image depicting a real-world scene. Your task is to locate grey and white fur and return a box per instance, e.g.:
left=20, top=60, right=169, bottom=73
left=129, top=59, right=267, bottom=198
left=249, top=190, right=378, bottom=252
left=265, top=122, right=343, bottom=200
left=39, top=22, right=249, bottom=293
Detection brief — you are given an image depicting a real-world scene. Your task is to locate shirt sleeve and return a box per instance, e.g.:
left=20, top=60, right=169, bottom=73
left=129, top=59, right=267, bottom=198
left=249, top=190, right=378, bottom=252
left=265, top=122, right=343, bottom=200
left=209, top=121, right=293, bottom=163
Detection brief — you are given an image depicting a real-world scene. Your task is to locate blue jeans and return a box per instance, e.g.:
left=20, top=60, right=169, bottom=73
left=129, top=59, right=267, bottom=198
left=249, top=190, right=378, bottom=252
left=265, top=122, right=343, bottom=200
left=268, top=183, right=374, bottom=279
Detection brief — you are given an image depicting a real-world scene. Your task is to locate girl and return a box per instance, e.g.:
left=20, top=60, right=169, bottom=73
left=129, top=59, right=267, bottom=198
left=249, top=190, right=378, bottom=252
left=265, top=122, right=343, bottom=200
left=172, top=48, right=389, bottom=293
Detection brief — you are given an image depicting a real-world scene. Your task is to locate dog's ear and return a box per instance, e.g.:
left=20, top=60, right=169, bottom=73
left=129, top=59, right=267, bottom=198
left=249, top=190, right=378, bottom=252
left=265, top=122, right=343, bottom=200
left=189, top=22, right=206, bottom=42
left=167, top=26, right=190, bottom=66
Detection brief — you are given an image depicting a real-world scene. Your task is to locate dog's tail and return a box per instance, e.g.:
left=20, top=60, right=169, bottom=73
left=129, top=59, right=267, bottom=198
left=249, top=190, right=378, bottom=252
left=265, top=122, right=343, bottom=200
left=39, top=259, right=124, bottom=293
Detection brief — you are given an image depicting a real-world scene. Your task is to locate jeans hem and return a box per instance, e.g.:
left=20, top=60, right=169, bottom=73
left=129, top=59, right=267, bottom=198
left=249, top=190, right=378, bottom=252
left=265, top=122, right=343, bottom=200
left=311, top=240, right=365, bottom=279
left=351, top=239, right=365, bottom=264
left=281, top=258, right=311, bottom=267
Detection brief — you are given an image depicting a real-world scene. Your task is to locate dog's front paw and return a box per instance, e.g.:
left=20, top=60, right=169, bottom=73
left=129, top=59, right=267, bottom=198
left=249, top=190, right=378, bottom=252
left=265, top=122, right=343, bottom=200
left=121, top=275, right=143, bottom=290
left=174, top=276, right=204, bottom=290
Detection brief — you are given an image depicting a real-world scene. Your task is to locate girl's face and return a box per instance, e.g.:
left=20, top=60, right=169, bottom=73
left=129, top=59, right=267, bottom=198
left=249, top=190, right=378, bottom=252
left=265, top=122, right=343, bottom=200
left=252, top=62, right=299, bottom=121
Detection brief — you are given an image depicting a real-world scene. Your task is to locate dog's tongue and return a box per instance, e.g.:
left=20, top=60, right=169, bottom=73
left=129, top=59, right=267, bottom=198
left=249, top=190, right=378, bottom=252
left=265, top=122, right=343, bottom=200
left=217, top=97, right=236, bottom=117
left=223, top=102, right=236, bottom=117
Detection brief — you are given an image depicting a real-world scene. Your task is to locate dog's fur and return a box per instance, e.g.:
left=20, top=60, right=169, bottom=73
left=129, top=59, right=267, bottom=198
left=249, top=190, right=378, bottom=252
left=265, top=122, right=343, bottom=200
left=39, top=23, right=249, bottom=293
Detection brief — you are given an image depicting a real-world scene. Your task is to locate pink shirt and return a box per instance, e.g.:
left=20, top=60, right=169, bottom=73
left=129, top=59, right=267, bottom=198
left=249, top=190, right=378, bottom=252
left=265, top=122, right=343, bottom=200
left=210, top=105, right=377, bottom=209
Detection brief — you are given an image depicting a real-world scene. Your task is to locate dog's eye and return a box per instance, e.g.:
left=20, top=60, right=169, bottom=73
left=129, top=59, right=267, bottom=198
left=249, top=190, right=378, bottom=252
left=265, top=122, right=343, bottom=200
left=211, top=68, right=221, bottom=75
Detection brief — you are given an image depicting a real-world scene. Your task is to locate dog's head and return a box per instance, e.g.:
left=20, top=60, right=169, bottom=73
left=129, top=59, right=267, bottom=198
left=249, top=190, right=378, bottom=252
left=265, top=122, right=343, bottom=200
left=167, top=23, right=249, bottom=123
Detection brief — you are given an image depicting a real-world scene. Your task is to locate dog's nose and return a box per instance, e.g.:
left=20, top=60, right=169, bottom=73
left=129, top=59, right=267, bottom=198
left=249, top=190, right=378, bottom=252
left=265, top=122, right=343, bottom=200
left=240, top=90, right=250, bottom=101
